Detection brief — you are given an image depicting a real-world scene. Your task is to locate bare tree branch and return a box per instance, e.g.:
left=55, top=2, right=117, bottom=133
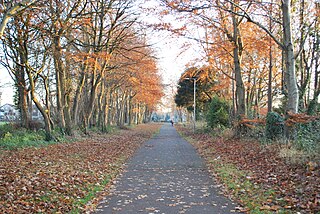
left=0, top=0, right=37, bottom=37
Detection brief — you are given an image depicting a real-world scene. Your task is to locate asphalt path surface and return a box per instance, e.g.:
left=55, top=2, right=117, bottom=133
left=94, top=123, right=239, bottom=214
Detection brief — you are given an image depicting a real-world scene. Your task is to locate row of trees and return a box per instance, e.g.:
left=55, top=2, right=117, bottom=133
left=158, top=0, right=319, bottom=125
left=0, top=0, right=163, bottom=139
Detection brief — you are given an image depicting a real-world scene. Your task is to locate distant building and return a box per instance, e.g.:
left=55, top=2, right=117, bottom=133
left=0, top=103, right=19, bottom=121
left=0, top=103, right=43, bottom=121
left=31, top=105, right=43, bottom=120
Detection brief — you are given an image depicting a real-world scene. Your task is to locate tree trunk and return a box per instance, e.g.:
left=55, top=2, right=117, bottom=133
left=83, top=60, right=100, bottom=133
left=101, top=86, right=110, bottom=132
left=232, top=12, right=246, bottom=117
left=120, top=92, right=126, bottom=126
left=267, top=0, right=273, bottom=113
left=17, top=81, right=30, bottom=128
left=232, top=74, right=236, bottom=118
left=63, top=44, right=73, bottom=135
left=17, top=59, right=30, bottom=128
left=107, top=90, right=113, bottom=126
left=97, top=80, right=105, bottom=128
left=26, top=70, right=52, bottom=140
left=282, top=0, right=299, bottom=139
left=127, top=93, right=132, bottom=126
left=268, top=45, right=273, bottom=112
left=53, top=35, right=66, bottom=131
left=72, top=72, right=86, bottom=126
left=282, top=0, right=299, bottom=114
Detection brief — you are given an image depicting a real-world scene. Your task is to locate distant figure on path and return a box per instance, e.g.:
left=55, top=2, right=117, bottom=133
left=170, top=119, right=174, bottom=126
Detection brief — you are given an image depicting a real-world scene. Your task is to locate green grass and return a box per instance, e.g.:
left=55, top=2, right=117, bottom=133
left=207, top=158, right=291, bottom=213
left=70, top=155, right=128, bottom=213
left=0, top=123, right=64, bottom=150
left=90, top=124, right=119, bottom=134
left=70, top=176, right=112, bottom=213
left=177, top=126, right=290, bottom=213
left=0, top=122, right=7, bottom=126
left=0, top=130, right=58, bottom=150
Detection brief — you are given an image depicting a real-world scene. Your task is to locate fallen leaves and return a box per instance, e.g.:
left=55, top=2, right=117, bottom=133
left=176, top=125, right=320, bottom=213
left=259, top=204, right=282, bottom=211
left=0, top=124, right=161, bottom=213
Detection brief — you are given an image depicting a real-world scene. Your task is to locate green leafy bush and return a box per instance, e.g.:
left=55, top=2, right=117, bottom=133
left=0, top=129, right=55, bottom=150
left=0, top=123, right=13, bottom=139
left=295, top=120, right=320, bottom=153
left=265, top=112, right=284, bottom=139
left=206, top=96, right=230, bottom=128
left=0, top=123, right=57, bottom=150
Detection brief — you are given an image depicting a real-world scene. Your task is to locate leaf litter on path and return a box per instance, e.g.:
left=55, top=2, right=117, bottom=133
left=0, top=124, right=161, bottom=213
left=176, top=125, right=320, bottom=213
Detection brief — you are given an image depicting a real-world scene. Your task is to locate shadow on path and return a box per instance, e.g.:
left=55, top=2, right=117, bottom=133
left=94, top=124, right=239, bottom=214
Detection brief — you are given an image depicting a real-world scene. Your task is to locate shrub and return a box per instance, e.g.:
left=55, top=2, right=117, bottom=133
left=0, top=123, right=56, bottom=150
left=265, top=112, right=284, bottom=139
left=29, top=121, right=44, bottom=131
left=0, top=129, right=53, bottom=150
left=206, top=96, right=230, bottom=128
left=295, top=120, right=320, bottom=153
left=0, top=123, right=13, bottom=139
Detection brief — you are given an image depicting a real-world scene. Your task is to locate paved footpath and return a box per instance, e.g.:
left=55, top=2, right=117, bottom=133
left=94, top=124, right=240, bottom=214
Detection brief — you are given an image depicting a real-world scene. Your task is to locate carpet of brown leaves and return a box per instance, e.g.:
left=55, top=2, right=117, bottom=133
left=0, top=123, right=161, bottom=213
left=177, top=125, right=320, bottom=213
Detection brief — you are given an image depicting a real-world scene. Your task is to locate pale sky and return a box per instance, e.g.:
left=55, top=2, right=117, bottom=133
left=0, top=38, right=197, bottom=106
left=0, top=70, right=14, bottom=105
left=0, top=0, right=202, bottom=107
left=0, top=36, right=198, bottom=107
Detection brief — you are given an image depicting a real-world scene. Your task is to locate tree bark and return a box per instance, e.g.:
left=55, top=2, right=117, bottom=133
left=17, top=71, right=30, bottom=128
left=127, top=93, right=132, bottom=125
left=17, top=41, right=30, bottom=128
left=282, top=0, right=299, bottom=114
left=267, top=2, right=273, bottom=113
left=72, top=72, right=86, bottom=126
left=53, top=35, right=66, bottom=131
left=83, top=59, right=100, bottom=133
left=231, top=5, right=245, bottom=117
left=97, top=80, right=105, bottom=128
left=26, top=69, right=53, bottom=140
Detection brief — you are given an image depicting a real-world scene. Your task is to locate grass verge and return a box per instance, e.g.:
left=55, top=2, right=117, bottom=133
left=207, top=159, right=288, bottom=213
left=70, top=176, right=112, bottom=213
left=0, top=129, right=58, bottom=150
left=0, top=124, right=121, bottom=150
left=176, top=125, right=290, bottom=214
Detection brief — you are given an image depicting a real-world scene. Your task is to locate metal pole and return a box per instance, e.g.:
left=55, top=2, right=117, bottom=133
left=193, top=78, right=196, bottom=133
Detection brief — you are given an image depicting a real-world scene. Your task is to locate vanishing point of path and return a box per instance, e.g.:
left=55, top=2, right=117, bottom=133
left=94, top=123, right=239, bottom=214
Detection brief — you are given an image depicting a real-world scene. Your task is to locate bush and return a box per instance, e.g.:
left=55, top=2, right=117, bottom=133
left=0, top=129, right=55, bottom=150
left=0, top=123, right=56, bottom=150
left=265, top=112, right=284, bottom=139
left=206, top=96, right=230, bottom=128
left=0, top=123, right=14, bottom=139
left=295, top=120, right=320, bottom=153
